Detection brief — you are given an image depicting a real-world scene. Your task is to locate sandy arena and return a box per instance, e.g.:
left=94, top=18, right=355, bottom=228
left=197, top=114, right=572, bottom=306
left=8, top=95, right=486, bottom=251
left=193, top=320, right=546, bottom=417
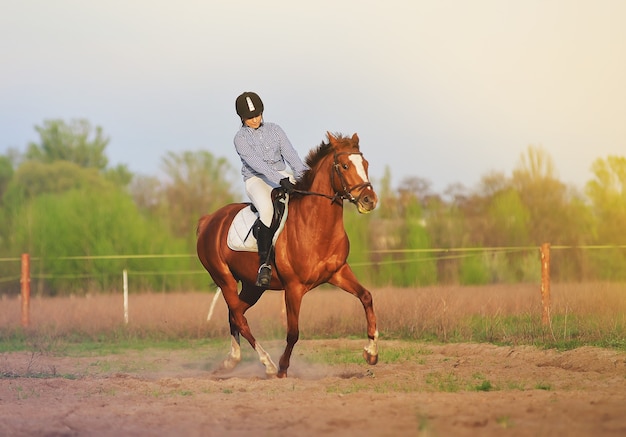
left=1, top=339, right=625, bottom=436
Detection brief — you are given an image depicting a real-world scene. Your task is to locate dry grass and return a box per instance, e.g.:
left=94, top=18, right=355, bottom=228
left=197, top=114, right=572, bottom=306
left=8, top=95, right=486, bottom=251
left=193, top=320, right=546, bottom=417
left=1, top=283, right=625, bottom=349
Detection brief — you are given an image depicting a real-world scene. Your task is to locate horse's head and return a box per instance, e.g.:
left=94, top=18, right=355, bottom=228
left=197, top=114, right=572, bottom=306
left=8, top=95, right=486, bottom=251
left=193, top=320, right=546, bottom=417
left=327, top=132, right=378, bottom=213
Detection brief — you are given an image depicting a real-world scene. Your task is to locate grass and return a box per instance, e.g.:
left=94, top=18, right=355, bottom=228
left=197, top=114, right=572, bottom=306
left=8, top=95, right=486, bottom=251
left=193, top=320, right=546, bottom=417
left=0, top=283, right=625, bottom=353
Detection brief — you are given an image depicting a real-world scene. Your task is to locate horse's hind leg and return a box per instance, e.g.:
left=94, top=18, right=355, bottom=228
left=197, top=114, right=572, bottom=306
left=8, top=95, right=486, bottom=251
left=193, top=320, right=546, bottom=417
left=223, top=282, right=278, bottom=376
left=222, top=311, right=241, bottom=370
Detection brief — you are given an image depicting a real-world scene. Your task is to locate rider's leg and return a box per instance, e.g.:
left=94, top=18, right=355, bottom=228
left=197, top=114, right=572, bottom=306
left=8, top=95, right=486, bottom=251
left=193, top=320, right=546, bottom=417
left=245, top=176, right=277, bottom=287
left=255, top=222, right=273, bottom=287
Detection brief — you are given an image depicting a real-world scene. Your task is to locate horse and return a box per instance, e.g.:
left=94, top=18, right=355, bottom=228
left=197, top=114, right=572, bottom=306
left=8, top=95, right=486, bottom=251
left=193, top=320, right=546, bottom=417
left=196, top=132, right=378, bottom=378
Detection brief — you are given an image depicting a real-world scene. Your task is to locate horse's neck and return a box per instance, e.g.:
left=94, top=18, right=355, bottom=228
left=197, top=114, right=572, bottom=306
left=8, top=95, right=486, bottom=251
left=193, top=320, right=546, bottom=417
left=292, top=195, right=343, bottom=224
left=291, top=181, right=345, bottom=232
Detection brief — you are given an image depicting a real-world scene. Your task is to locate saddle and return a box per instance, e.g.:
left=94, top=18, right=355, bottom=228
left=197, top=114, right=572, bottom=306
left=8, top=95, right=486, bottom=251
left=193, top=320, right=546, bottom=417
left=227, top=188, right=289, bottom=252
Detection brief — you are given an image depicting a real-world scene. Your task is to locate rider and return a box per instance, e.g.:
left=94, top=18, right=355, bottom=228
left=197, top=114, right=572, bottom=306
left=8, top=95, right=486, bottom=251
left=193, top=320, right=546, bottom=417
left=233, top=91, right=308, bottom=287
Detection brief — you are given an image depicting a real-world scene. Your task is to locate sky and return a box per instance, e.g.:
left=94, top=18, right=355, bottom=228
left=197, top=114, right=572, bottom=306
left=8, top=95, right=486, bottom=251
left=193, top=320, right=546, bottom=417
left=1, top=0, right=625, bottom=195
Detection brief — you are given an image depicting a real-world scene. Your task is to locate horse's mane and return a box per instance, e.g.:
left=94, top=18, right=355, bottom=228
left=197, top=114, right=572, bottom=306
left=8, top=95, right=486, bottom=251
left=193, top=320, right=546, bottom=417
left=296, top=133, right=360, bottom=191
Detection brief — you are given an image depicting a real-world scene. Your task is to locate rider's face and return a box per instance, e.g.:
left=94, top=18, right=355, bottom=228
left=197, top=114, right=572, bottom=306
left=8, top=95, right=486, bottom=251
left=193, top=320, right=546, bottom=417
left=244, top=114, right=262, bottom=129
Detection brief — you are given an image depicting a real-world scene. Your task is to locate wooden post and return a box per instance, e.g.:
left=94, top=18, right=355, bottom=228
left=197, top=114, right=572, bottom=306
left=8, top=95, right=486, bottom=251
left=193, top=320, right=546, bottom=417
left=540, top=243, right=551, bottom=326
left=20, top=253, right=30, bottom=328
left=123, top=269, right=129, bottom=325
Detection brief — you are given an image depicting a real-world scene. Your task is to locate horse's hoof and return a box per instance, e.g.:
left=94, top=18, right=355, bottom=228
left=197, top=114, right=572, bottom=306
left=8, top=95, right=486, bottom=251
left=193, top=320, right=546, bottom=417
left=221, top=358, right=239, bottom=371
left=277, top=370, right=288, bottom=378
left=363, top=349, right=378, bottom=365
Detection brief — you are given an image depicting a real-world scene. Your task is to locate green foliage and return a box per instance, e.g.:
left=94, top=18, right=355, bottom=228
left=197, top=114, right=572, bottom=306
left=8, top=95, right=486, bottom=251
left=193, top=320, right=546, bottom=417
left=487, top=189, right=530, bottom=246
left=459, top=253, right=491, bottom=285
left=474, top=379, right=494, bottom=392
left=425, top=371, right=461, bottom=392
left=0, top=155, right=13, bottom=198
left=459, top=250, right=542, bottom=285
left=11, top=187, right=193, bottom=294
left=103, top=164, right=133, bottom=187
left=585, top=156, right=626, bottom=279
left=586, top=156, right=626, bottom=238
left=26, top=119, right=109, bottom=170
left=403, top=203, right=437, bottom=286
left=345, top=207, right=374, bottom=284
left=367, top=172, right=437, bottom=287
left=5, top=160, right=108, bottom=200
left=0, top=156, right=15, bottom=248
left=0, top=119, right=242, bottom=295
left=159, top=150, right=241, bottom=240
left=1, top=161, right=113, bottom=264
left=3, top=117, right=626, bottom=288
left=586, top=247, right=626, bottom=281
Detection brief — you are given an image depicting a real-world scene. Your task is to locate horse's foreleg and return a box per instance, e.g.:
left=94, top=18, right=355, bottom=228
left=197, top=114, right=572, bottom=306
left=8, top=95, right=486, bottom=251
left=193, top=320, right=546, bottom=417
left=277, top=289, right=304, bottom=378
left=363, top=329, right=379, bottom=365
left=254, top=343, right=277, bottom=376
left=329, top=265, right=379, bottom=365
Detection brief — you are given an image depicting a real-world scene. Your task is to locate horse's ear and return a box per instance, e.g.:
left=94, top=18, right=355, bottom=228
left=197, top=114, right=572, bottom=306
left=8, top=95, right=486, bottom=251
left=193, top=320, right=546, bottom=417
left=351, top=133, right=359, bottom=143
left=327, top=131, right=336, bottom=143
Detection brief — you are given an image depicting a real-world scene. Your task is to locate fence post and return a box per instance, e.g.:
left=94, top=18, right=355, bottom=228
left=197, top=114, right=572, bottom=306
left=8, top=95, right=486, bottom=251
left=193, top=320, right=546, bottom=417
left=540, top=243, right=551, bottom=326
left=20, top=253, right=30, bottom=328
left=123, top=269, right=129, bottom=324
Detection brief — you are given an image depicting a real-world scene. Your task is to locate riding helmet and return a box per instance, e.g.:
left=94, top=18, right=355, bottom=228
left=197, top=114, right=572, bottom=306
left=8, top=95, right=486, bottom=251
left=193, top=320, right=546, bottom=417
left=235, top=92, right=264, bottom=120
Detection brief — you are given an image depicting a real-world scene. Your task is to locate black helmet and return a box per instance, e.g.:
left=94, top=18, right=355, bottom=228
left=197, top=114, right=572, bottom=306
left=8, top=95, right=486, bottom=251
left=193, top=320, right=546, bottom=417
left=235, top=92, right=264, bottom=120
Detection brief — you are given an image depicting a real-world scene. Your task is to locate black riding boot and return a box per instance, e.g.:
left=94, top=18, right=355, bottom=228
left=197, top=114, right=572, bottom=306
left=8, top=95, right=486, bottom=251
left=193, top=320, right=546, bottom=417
left=255, top=222, right=274, bottom=287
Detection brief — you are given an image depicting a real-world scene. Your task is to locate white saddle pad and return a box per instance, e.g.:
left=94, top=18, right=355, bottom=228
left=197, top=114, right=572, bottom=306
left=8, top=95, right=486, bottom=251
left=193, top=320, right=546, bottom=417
left=227, top=196, right=289, bottom=252
left=227, top=205, right=260, bottom=252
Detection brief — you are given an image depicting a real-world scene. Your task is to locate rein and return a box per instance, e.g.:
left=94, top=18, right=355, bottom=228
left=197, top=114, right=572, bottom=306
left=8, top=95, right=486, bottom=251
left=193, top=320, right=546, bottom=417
left=292, top=151, right=372, bottom=205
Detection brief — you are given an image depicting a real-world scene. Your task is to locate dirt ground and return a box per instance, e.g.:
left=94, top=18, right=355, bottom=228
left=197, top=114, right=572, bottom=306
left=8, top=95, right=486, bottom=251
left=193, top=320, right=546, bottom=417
left=1, top=339, right=625, bottom=437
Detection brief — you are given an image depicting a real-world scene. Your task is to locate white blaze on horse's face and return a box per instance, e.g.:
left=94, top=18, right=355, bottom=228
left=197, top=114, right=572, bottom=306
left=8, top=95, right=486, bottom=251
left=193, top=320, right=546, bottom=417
left=349, top=154, right=369, bottom=182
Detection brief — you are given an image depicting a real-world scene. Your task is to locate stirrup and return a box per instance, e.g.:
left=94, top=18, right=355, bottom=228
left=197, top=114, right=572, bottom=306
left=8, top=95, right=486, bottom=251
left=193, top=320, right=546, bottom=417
left=255, top=264, right=272, bottom=287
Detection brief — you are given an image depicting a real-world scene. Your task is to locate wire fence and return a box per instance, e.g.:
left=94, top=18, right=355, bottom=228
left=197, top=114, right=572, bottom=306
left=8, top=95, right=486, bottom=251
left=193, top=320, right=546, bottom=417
left=1, top=244, right=626, bottom=295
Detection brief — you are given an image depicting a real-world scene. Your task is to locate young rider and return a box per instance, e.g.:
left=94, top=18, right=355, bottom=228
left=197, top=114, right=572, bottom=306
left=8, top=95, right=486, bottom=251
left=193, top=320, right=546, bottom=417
left=233, top=91, right=308, bottom=287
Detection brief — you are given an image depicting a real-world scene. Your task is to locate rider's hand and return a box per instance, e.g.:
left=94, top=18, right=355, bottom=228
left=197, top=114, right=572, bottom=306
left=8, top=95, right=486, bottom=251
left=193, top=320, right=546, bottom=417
left=279, top=177, right=296, bottom=193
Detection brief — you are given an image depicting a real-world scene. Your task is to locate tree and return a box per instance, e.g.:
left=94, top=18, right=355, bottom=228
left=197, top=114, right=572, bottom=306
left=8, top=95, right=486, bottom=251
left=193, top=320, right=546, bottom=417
left=104, top=164, right=133, bottom=187
left=511, top=145, right=593, bottom=279
left=0, top=155, right=15, bottom=251
left=10, top=186, right=190, bottom=295
left=402, top=196, right=437, bottom=286
left=398, top=176, right=434, bottom=208
left=585, top=156, right=626, bottom=280
left=0, top=155, right=13, bottom=199
left=5, top=160, right=107, bottom=200
left=344, top=206, right=374, bottom=285
left=160, top=150, right=241, bottom=239
left=586, top=156, right=626, bottom=243
left=512, top=146, right=582, bottom=245
left=130, top=175, right=163, bottom=215
left=463, top=172, right=511, bottom=248
left=368, top=170, right=437, bottom=286
left=26, top=119, right=109, bottom=169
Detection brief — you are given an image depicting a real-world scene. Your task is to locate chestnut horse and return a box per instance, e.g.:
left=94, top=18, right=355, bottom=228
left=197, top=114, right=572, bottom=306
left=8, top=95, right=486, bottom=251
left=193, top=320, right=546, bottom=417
left=196, top=132, right=378, bottom=377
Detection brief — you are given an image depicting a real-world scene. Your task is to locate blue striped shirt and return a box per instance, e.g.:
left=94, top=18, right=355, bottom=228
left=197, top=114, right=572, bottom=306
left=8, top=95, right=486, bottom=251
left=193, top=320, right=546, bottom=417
left=234, top=122, right=308, bottom=186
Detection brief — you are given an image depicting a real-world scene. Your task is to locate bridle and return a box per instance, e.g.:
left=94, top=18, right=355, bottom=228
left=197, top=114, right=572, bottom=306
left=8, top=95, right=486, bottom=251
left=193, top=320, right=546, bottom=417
left=293, top=151, right=373, bottom=206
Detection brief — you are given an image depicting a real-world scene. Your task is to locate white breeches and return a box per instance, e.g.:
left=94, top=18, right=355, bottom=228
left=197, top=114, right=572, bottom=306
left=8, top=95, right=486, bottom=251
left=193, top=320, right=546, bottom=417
left=245, top=171, right=293, bottom=227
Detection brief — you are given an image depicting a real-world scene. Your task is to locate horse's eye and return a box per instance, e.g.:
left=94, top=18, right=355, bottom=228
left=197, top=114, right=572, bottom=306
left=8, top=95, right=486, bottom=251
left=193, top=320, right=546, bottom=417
left=343, top=163, right=349, bottom=170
